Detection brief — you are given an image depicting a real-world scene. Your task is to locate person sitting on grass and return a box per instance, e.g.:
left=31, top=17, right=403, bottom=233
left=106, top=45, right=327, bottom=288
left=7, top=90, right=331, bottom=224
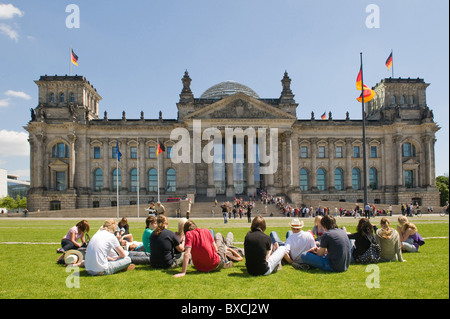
left=244, top=215, right=287, bottom=276
left=57, top=220, right=90, bottom=253
left=150, top=215, right=184, bottom=269
left=84, top=219, right=135, bottom=276
left=400, top=222, right=425, bottom=253
left=346, top=218, right=377, bottom=263
left=375, top=217, right=405, bottom=262
left=173, top=220, right=234, bottom=278
left=142, top=215, right=157, bottom=254
left=301, top=215, right=351, bottom=272
left=270, top=218, right=316, bottom=270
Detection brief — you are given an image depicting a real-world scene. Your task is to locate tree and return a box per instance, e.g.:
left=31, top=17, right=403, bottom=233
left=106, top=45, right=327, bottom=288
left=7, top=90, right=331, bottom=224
left=436, top=175, right=449, bottom=206
left=0, top=196, right=18, bottom=210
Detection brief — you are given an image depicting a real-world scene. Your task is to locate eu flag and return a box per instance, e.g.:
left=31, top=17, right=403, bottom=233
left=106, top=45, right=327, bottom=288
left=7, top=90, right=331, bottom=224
left=116, top=140, right=122, bottom=162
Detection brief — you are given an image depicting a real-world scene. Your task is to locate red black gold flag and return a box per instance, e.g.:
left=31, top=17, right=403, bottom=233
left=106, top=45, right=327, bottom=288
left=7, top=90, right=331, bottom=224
left=156, top=142, right=165, bottom=157
left=71, top=49, right=79, bottom=66
left=385, top=52, right=393, bottom=70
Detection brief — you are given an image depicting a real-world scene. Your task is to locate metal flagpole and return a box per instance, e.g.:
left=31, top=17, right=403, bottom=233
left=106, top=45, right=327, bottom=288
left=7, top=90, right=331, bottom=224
left=360, top=52, right=368, bottom=217
left=117, top=149, right=119, bottom=219
left=157, top=137, right=160, bottom=203
left=69, top=47, right=72, bottom=76
left=137, top=137, right=140, bottom=218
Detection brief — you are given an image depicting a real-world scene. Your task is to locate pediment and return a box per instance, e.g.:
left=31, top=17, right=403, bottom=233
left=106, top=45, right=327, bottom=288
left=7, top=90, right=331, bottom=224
left=184, top=92, right=296, bottom=121
left=403, top=158, right=420, bottom=167
left=48, top=159, right=69, bottom=169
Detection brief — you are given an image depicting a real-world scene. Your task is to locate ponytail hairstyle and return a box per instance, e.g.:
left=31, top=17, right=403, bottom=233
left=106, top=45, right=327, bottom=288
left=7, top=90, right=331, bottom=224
left=154, top=215, right=168, bottom=236
left=379, top=217, right=393, bottom=239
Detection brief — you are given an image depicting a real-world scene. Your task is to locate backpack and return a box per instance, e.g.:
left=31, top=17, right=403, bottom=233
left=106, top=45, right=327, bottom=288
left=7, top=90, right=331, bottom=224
left=359, top=235, right=381, bottom=264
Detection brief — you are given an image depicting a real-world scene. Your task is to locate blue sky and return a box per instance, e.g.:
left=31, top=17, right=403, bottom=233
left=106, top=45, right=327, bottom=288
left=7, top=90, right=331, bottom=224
left=0, top=0, right=448, bottom=181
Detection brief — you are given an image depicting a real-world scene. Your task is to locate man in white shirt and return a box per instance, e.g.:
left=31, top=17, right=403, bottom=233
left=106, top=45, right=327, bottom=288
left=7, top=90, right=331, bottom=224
left=270, top=218, right=316, bottom=270
left=85, top=219, right=135, bottom=276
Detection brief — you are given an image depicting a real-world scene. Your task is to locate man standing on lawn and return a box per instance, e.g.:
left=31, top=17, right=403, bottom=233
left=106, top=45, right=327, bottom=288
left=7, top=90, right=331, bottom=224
left=173, top=220, right=233, bottom=277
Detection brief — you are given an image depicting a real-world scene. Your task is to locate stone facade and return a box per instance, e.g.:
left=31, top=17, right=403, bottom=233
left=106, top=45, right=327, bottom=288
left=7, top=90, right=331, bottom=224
left=24, top=72, right=440, bottom=211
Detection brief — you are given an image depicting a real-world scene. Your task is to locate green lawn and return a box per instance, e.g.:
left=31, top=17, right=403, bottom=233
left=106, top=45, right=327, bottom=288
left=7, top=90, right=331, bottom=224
left=0, top=216, right=448, bottom=299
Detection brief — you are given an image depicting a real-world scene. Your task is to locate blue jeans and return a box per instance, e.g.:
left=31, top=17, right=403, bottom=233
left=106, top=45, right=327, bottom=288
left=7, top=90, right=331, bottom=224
left=300, top=252, right=334, bottom=272
left=270, top=231, right=293, bottom=246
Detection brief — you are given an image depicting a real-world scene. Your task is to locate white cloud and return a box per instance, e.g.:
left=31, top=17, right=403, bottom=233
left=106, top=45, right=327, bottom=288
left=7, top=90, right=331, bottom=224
left=0, top=4, right=24, bottom=19
left=0, top=130, right=29, bottom=156
left=0, top=98, right=10, bottom=107
left=5, top=90, right=31, bottom=100
left=0, top=23, right=19, bottom=42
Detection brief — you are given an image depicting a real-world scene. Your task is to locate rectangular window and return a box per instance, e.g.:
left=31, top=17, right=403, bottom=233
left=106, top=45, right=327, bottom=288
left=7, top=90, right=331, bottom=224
left=300, top=146, right=308, bottom=158
left=130, top=146, right=137, bottom=159
left=94, top=147, right=101, bottom=159
left=55, top=171, right=66, bottom=191
left=149, top=147, right=156, bottom=159
left=167, top=146, right=173, bottom=159
left=318, top=146, right=325, bottom=158
left=370, top=146, right=377, bottom=158
left=353, top=146, right=360, bottom=158
left=112, top=147, right=118, bottom=159
left=335, top=146, right=343, bottom=158
left=50, top=201, right=61, bottom=211
left=405, top=170, right=414, bottom=188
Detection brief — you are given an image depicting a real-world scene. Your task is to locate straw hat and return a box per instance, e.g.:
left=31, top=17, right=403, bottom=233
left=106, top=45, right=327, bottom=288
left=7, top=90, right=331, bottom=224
left=290, top=218, right=304, bottom=229
left=63, top=249, right=84, bottom=265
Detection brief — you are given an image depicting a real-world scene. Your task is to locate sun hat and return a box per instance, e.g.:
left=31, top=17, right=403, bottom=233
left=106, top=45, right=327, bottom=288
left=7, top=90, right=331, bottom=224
left=63, top=249, right=84, bottom=265
left=290, top=218, right=304, bottom=229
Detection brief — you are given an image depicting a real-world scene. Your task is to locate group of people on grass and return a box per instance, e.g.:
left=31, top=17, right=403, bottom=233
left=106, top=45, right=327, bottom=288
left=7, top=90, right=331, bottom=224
left=56, top=213, right=424, bottom=276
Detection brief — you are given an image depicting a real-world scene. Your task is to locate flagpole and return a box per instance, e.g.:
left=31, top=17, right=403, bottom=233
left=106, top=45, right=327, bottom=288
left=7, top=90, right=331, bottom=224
left=69, top=47, right=72, bottom=76
left=157, top=137, right=160, bottom=203
left=360, top=52, right=368, bottom=217
left=117, top=146, right=119, bottom=219
left=137, top=137, right=140, bottom=218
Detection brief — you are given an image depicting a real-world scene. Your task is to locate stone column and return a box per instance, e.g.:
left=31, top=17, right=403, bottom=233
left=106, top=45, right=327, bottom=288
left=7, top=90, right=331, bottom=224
left=102, top=138, right=110, bottom=191
left=68, top=133, right=76, bottom=189
left=310, top=138, right=318, bottom=189
left=393, top=135, right=403, bottom=187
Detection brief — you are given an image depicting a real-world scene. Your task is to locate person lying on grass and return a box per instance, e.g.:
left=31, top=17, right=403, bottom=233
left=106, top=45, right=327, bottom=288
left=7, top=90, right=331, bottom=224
left=174, top=220, right=234, bottom=277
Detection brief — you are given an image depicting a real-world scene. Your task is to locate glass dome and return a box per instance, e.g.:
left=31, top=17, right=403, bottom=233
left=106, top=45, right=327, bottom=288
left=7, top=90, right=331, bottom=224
left=200, top=81, right=259, bottom=99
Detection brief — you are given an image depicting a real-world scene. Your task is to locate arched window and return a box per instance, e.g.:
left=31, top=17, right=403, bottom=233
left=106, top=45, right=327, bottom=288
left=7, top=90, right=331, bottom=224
left=49, top=93, right=55, bottom=102
left=402, top=142, right=416, bottom=157
left=317, top=168, right=326, bottom=191
left=59, top=93, right=65, bottom=103
left=410, top=95, right=414, bottom=104
left=334, top=168, right=344, bottom=191
left=148, top=168, right=158, bottom=192
left=166, top=168, right=176, bottom=192
left=392, top=95, right=396, bottom=104
left=369, top=167, right=378, bottom=190
left=299, top=168, right=309, bottom=191
left=112, top=168, right=121, bottom=190
left=352, top=167, right=361, bottom=190
left=70, top=93, right=75, bottom=103
left=93, top=168, right=103, bottom=192
left=52, top=143, right=69, bottom=158
left=130, top=168, right=138, bottom=192
left=401, top=95, right=406, bottom=104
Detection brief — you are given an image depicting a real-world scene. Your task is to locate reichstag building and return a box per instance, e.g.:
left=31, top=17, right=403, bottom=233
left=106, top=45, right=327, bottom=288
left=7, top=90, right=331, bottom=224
left=25, top=71, right=440, bottom=211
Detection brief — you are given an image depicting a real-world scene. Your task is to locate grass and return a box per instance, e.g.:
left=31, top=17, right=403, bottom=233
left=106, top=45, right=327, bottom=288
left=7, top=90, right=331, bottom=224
left=0, top=216, right=448, bottom=300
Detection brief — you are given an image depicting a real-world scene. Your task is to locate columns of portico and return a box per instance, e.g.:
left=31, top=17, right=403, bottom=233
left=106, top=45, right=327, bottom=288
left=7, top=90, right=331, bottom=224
left=102, top=138, right=110, bottom=191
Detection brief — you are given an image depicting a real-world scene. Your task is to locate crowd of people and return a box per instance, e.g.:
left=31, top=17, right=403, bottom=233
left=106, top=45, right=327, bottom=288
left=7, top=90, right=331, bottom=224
left=56, top=209, right=425, bottom=276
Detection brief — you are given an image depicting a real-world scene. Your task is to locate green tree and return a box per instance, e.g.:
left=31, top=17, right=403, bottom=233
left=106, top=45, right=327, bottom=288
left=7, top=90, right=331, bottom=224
left=436, top=175, right=449, bottom=206
left=0, top=196, right=18, bottom=210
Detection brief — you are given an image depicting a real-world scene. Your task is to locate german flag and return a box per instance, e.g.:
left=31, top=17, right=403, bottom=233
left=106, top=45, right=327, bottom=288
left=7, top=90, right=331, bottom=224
left=385, top=52, right=393, bottom=70
left=156, top=142, right=165, bottom=157
left=321, top=112, right=326, bottom=120
left=356, top=68, right=362, bottom=90
left=356, top=84, right=375, bottom=103
left=71, top=49, right=79, bottom=66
